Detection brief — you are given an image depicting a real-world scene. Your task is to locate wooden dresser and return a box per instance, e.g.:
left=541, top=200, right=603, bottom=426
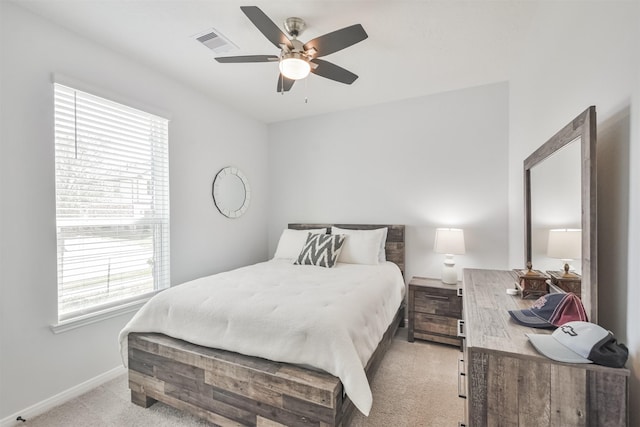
left=460, top=269, right=629, bottom=427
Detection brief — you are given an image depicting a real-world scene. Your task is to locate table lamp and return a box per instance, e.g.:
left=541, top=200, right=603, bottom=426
left=434, top=228, right=465, bottom=284
left=547, top=228, right=581, bottom=277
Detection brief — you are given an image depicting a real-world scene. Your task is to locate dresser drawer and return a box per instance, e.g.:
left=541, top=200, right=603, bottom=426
left=414, top=287, right=461, bottom=317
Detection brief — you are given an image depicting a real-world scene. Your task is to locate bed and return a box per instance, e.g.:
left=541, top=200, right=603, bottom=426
left=121, top=224, right=405, bottom=427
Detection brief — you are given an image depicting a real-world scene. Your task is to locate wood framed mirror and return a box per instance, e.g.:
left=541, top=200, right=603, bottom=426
left=524, top=106, right=597, bottom=322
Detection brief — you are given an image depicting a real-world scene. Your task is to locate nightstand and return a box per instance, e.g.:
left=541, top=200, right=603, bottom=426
left=408, top=276, right=462, bottom=348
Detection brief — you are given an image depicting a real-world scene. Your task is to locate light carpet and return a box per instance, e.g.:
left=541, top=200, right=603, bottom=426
left=23, top=329, right=463, bottom=426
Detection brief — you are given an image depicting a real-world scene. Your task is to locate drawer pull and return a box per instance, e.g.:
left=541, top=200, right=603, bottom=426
left=458, top=358, right=467, bottom=399
left=422, top=294, right=449, bottom=300
left=457, top=287, right=463, bottom=297
left=457, top=319, right=466, bottom=338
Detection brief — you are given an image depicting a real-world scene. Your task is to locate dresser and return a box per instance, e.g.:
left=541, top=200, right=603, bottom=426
left=407, top=276, right=462, bottom=348
left=460, top=269, right=629, bottom=427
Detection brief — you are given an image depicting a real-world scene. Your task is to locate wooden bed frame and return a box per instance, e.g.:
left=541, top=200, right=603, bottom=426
left=128, top=224, right=405, bottom=427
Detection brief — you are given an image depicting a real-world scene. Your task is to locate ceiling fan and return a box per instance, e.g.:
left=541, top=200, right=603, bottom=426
left=215, top=6, right=368, bottom=93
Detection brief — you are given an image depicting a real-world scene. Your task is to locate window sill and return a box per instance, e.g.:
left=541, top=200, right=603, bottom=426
left=50, top=297, right=153, bottom=334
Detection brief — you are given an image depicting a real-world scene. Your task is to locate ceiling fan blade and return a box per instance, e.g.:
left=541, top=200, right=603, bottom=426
left=215, top=55, right=278, bottom=63
left=303, top=24, right=368, bottom=58
left=310, top=59, right=358, bottom=84
left=277, top=74, right=295, bottom=92
left=240, top=6, right=293, bottom=50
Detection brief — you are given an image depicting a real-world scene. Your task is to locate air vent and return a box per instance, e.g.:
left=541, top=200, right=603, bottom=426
left=193, top=27, right=238, bottom=54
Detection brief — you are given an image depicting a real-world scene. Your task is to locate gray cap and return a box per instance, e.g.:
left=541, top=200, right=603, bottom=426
left=526, top=321, right=628, bottom=368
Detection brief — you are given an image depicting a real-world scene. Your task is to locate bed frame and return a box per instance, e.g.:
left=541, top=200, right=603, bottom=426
left=128, top=224, right=405, bottom=427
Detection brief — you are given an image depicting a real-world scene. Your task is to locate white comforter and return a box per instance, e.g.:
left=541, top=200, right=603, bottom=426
left=119, top=259, right=405, bottom=416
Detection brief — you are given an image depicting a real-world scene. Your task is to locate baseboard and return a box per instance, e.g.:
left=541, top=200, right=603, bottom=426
left=0, top=365, right=126, bottom=427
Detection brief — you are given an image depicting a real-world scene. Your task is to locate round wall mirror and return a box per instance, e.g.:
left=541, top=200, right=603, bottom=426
left=212, top=167, right=250, bottom=218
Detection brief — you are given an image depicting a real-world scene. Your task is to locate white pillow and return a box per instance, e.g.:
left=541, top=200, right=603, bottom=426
left=331, top=226, right=387, bottom=265
left=273, top=228, right=327, bottom=260
left=377, top=227, right=388, bottom=262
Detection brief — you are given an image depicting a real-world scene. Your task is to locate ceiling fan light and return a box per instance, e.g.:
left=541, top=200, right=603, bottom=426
left=279, top=56, right=310, bottom=80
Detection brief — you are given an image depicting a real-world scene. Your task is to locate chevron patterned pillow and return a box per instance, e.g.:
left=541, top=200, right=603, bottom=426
left=294, top=233, right=346, bottom=268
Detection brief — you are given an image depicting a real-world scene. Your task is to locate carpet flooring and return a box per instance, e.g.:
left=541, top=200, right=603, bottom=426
left=23, top=328, right=463, bottom=426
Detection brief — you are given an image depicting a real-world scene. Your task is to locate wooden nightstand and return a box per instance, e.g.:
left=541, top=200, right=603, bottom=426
left=408, top=276, right=462, bottom=348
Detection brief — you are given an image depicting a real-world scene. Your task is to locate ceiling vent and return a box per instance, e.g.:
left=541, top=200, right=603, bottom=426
left=194, top=28, right=238, bottom=54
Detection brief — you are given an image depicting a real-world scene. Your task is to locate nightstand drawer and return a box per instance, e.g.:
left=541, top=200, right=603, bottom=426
left=414, top=312, right=459, bottom=336
left=414, top=288, right=461, bottom=317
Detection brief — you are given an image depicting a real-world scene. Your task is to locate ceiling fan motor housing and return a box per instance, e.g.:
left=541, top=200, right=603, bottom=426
left=284, top=17, right=306, bottom=38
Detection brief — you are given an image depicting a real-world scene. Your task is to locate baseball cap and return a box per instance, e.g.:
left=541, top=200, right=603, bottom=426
left=527, top=321, right=628, bottom=368
left=508, top=292, right=587, bottom=328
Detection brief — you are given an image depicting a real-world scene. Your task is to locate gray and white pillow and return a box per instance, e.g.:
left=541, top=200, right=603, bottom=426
left=294, top=233, right=346, bottom=268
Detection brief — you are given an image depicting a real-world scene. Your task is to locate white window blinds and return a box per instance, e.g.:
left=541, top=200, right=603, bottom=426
left=54, top=83, right=170, bottom=321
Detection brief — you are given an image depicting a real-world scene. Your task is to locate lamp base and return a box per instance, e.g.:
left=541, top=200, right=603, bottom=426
left=441, top=256, right=458, bottom=285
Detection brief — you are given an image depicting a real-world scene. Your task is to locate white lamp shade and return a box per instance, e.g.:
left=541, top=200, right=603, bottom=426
left=279, top=56, right=310, bottom=80
left=434, top=228, right=466, bottom=255
left=547, top=229, right=581, bottom=259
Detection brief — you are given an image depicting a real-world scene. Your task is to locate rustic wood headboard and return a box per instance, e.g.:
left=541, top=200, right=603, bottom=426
left=288, top=223, right=405, bottom=276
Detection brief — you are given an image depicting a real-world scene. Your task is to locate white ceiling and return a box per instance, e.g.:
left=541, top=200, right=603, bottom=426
left=13, top=0, right=539, bottom=123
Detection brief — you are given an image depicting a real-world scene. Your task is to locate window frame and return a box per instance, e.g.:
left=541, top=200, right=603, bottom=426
left=51, top=76, right=171, bottom=332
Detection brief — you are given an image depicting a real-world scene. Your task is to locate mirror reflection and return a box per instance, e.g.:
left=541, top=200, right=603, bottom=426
left=530, top=138, right=582, bottom=273
left=217, top=174, right=246, bottom=211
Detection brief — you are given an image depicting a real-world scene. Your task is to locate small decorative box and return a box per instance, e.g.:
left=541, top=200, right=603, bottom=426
left=546, top=270, right=582, bottom=297
left=513, top=264, right=549, bottom=299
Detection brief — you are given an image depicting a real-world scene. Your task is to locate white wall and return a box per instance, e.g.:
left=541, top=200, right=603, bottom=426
left=506, top=2, right=640, bottom=423
left=628, top=47, right=640, bottom=427
left=0, top=2, right=268, bottom=420
left=268, top=83, right=510, bottom=283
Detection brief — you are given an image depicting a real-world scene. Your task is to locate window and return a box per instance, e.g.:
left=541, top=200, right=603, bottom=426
left=54, top=83, right=169, bottom=323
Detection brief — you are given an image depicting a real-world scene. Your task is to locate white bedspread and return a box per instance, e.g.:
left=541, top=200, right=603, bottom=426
left=119, top=259, right=405, bottom=416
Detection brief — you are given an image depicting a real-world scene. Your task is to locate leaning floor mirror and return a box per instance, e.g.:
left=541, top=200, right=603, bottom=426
left=523, top=106, right=597, bottom=322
